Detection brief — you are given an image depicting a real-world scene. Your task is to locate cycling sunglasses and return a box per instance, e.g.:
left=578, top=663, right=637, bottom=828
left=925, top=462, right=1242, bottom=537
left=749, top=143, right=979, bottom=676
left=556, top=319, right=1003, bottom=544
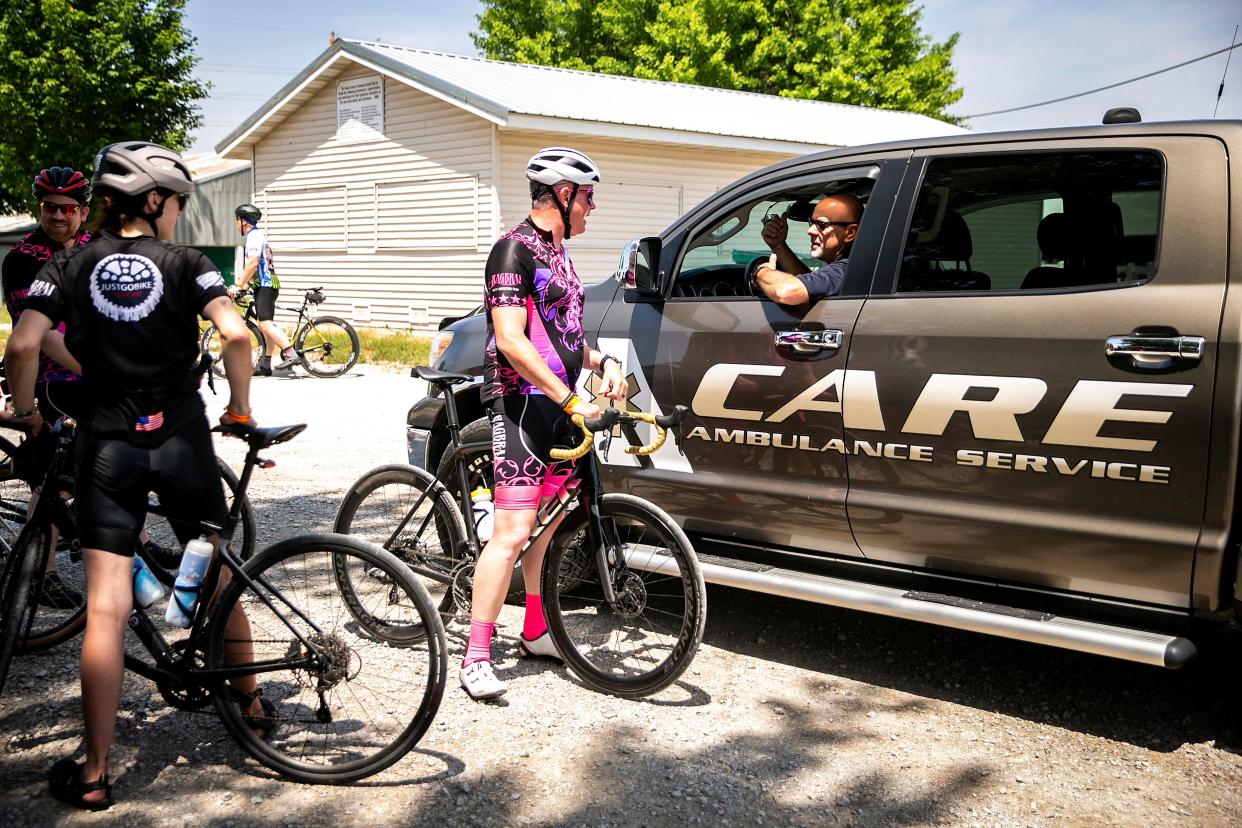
left=39, top=201, right=83, bottom=217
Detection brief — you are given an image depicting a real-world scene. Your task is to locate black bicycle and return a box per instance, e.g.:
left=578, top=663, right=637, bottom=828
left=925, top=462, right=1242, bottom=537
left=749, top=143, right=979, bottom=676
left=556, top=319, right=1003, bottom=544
left=0, top=422, right=257, bottom=653
left=335, top=366, right=706, bottom=699
left=0, top=420, right=447, bottom=783
left=201, top=287, right=360, bottom=379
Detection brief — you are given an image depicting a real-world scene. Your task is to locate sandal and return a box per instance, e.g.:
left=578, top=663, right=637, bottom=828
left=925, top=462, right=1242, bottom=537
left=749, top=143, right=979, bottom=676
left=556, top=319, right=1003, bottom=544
left=48, top=757, right=113, bottom=811
left=229, top=687, right=279, bottom=741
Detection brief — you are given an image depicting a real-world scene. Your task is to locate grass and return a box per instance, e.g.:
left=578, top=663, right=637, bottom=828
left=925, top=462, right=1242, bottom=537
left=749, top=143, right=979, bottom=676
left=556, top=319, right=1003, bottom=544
left=356, top=327, right=431, bottom=367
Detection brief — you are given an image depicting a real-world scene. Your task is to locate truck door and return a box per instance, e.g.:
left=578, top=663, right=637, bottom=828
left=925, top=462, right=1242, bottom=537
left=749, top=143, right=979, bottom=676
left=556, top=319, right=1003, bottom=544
left=596, top=156, right=907, bottom=558
left=845, top=137, right=1227, bottom=608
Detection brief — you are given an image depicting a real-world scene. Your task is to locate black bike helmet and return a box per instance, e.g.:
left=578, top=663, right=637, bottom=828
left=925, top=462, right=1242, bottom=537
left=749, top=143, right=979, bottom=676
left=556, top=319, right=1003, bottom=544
left=235, top=203, right=262, bottom=223
left=32, top=167, right=91, bottom=203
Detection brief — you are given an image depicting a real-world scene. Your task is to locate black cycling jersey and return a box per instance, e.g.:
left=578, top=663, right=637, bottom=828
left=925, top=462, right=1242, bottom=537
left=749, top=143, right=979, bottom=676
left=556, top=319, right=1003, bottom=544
left=481, top=219, right=586, bottom=403
left=23, top=229, right=227, bottom=442
left=2, top=226, right=90, bottom=383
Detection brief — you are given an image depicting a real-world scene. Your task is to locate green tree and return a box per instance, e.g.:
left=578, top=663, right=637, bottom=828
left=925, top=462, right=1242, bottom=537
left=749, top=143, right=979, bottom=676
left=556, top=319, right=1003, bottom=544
left=473, top=0, right=961, bottom=122
left=0, top=0, right=208, bottom=215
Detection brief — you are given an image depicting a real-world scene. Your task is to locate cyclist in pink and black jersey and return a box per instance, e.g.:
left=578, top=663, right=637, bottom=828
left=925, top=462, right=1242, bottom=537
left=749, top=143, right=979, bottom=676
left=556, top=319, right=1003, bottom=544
left=2, top=167, right=91, bottom=395
left=461, top=147, right=629, bottom=700
left=1, top=167, right=92, bottom=610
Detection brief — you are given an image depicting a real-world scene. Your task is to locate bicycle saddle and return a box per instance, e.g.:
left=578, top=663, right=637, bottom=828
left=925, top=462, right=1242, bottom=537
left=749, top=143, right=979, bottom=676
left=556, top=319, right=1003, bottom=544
left=215, top=422, right=308, bottom=449
left=413, top=366, right=473, bottom=387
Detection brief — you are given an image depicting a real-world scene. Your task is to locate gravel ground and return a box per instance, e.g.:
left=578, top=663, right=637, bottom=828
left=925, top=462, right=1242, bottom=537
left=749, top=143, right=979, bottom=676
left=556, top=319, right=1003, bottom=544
left=3, top=363, right=1242, bottom=827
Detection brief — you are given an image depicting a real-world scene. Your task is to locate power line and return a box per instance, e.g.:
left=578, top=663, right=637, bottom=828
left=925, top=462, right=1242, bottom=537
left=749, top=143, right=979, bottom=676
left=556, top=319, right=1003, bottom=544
left=1215, top=26, right=1239, bottom=118
left=965, top=41, right=1242, bottom=119
left=188, top=17, right=332, bottom=36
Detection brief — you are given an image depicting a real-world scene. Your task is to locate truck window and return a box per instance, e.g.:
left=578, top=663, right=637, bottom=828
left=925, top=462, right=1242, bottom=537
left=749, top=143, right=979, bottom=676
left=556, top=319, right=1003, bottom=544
left=672, top=167, right=879, bottom=300
left=897, top=151, right=1163, bottom=294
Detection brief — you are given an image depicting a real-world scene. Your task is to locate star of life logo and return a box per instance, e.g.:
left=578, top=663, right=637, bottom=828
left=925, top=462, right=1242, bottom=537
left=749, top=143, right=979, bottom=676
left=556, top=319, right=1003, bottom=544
left=89, top=253, right=164, bottom=322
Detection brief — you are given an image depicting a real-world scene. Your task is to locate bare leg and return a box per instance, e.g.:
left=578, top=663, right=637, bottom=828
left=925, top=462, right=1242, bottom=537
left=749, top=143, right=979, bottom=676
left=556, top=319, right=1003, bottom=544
left=470, top=507, right=538, bottom=623
left=78, top=549, right=133, bottom=800
left=257, top=320, right=292, bottom=357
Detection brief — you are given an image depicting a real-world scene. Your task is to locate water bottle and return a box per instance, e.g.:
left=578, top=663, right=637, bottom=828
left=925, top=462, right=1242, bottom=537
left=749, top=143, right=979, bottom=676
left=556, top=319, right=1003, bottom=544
left=470, top=488, right=494, bottom=542
left=164, top=536, right=214, bottom=628
left=131, top=554, right=165, bottom=608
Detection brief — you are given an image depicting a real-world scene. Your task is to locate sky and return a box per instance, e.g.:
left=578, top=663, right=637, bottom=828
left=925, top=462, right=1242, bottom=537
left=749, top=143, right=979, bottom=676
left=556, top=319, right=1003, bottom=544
left=183, top=0, right=1242, bottom=155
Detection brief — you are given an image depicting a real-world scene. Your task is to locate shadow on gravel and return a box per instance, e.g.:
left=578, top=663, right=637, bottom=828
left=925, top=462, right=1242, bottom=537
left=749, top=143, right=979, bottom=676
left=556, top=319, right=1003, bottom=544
left=394, top=705, right=989, bottom=826
left=702, top=583, right=1242, bottom=756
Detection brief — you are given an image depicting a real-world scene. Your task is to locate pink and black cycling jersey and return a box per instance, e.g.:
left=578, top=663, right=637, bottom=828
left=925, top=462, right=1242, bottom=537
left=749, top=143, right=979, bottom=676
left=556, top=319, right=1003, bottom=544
left=1, top=227, right=90, bottom=383
left=481, top=219, right=585, bottom=403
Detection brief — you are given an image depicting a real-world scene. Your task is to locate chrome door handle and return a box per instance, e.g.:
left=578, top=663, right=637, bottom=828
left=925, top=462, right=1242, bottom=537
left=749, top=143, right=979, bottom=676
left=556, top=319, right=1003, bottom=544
left=774, top=329, right=843, bottom=353
left=1105, top=335, right=1205, bottom=361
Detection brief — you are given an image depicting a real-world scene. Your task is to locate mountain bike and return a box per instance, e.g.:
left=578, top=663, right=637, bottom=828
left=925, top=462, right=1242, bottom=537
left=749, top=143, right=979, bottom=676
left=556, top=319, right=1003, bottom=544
left=0, top=420, right=447, bottom=783
left=201, top=287, right=360, bottom=379
left=335, top=366, right=705, bottom=699
left=0, top=420, right=257, bottom=654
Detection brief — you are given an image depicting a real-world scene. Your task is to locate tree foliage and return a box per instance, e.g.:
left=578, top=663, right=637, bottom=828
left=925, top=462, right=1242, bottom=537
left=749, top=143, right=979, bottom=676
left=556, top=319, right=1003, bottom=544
left=473, top=0, right=961, bottom=122
left=0, top=0, right=208, bottom=215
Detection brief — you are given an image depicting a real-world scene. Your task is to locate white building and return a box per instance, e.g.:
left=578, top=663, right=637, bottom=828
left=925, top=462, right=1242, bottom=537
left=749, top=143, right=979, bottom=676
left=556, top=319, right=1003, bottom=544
left=217, top=38, right=965, bottom=330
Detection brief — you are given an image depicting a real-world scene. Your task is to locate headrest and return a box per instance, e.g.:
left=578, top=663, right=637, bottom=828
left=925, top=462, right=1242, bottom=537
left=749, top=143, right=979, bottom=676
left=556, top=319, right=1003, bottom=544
left=925, top=209, right=972, bottom=262
left=1036, top=212, right=1069, bottom=259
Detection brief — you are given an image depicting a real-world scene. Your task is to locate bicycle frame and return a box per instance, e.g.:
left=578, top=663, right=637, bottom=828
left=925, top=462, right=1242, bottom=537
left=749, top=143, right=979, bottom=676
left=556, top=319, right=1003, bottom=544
left=388, top=383, right=624, bottom=604
left=121, top=435, right=328, bottom=688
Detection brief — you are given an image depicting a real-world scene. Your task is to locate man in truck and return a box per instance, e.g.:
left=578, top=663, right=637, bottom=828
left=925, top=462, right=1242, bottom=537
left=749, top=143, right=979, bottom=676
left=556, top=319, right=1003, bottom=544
left=754, top=193, right=863, bottom=306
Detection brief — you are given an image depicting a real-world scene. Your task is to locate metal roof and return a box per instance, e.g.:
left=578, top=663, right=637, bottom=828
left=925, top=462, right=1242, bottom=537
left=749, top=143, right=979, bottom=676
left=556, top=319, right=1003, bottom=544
left=217, top=39, right=966, bottom=156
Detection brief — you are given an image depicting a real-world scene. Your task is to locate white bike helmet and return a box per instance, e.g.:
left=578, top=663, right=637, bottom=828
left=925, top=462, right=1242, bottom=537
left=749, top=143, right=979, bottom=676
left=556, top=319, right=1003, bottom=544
left=526, top=147, right=600, bottom=239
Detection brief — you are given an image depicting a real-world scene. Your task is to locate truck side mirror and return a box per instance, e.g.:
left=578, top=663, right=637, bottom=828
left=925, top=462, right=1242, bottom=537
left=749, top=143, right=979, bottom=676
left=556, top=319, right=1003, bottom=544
left=615, top=236, right=663, bottom=296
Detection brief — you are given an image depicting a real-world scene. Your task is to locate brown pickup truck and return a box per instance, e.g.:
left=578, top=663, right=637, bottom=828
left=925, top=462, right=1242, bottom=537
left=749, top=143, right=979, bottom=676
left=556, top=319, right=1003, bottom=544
left=408, top=117, right=1242, bottom=670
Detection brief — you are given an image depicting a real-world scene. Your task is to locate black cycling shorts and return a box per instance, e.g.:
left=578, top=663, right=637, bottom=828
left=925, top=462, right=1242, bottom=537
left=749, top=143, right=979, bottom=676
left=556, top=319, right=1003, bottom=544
left=487, top=394, right=577, bottom=510
left=253, top=286, right=278, bottom=322
left=75, top=419, right=227, bottom=556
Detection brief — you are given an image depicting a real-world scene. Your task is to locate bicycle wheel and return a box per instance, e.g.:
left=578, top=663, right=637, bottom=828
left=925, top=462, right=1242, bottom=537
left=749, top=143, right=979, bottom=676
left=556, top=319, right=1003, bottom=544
left=333, top=464, right=465, bottom=633
left=18, top=501, right=85, bottom=653
left=202, top=321, right=264, bottom=379
left=206, top=533, right=446, bottom=783
left=0, top=525, right=50, bottom=696
left=143, top=456, right=258, bottom=585
left=0, top=436, right=30, bottom=552
left=295, top=316, right=359, bottom=378
left=542, top=493, right=706, bottom=699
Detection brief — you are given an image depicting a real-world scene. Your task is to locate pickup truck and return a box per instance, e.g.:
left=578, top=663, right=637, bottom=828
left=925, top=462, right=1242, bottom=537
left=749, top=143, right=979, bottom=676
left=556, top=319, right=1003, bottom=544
left=407, top=117, right=1242, bottom=670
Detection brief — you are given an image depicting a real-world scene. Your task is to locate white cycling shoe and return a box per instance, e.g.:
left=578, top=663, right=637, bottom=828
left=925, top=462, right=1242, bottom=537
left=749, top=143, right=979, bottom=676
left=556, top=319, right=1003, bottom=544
left=519, top=631, right=585, bottom=662
left=459, top=660, right=507, bottom=700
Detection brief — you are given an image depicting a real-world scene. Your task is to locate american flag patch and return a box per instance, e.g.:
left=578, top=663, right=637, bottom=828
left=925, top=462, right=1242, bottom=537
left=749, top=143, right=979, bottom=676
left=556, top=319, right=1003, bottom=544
left=135, top=412, right=164, bottom=432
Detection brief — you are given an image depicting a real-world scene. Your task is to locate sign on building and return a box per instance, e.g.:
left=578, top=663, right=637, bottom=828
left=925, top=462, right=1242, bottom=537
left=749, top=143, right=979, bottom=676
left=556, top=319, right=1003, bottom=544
left=336, top=75, right=384, bottom=144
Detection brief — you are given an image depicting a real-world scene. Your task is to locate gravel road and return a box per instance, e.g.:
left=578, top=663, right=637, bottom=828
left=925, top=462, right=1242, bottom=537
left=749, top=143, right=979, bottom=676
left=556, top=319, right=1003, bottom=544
left=3, top=364, right=1242, bottom=827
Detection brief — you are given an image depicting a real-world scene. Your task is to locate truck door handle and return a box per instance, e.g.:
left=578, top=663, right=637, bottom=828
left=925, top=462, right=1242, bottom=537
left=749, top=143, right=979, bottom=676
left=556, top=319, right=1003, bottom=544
left=1105, top=335, right=1205, bottom=361
left=774, top=329, right=843, bottom=353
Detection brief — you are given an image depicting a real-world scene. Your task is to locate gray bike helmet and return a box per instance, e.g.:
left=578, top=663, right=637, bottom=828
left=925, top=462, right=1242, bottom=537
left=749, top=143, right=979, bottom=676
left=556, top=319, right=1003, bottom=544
left=235, top=203, right=262, bottom=223
left=91, top=141, right=194, bottom=197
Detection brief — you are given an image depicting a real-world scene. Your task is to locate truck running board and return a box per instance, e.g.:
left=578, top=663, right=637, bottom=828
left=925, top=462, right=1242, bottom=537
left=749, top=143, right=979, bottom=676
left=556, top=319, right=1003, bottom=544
left=623, top=548, right=1196, bottom=669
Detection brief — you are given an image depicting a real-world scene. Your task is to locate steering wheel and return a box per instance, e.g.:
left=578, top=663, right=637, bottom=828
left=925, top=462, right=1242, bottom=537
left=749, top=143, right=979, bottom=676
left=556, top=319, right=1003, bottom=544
left=743, top=255, right=772, bottom=298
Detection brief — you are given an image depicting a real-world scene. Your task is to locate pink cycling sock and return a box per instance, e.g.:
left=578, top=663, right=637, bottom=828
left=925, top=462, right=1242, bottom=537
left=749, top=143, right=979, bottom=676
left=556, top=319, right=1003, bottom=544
left=523, top=593, right=547, bottom=640
left=462, top=620, right=495, bottom=667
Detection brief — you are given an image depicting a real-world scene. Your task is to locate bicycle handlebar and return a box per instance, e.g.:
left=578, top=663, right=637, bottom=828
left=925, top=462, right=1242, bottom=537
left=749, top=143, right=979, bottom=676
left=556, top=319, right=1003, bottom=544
left=549, top=405, right=689, bottom=461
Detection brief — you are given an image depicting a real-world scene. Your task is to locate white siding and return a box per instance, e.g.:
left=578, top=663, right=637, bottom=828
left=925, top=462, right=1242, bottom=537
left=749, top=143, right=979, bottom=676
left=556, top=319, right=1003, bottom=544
left=497, top=132, right=790, bottom=284
left=252, top=64, right=496, bottom=330
left=249, top=60, right=796, bottom=329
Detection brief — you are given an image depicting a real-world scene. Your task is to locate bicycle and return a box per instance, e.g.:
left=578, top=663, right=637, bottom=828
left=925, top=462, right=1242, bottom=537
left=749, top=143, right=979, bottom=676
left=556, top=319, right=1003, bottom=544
left=0, top=420, right=257, bottom=654
left=334, top=366, right=706, bottom=699
left=201, top=287, right=360, bottom=379
left=0, top=420, right=447, bottom=783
